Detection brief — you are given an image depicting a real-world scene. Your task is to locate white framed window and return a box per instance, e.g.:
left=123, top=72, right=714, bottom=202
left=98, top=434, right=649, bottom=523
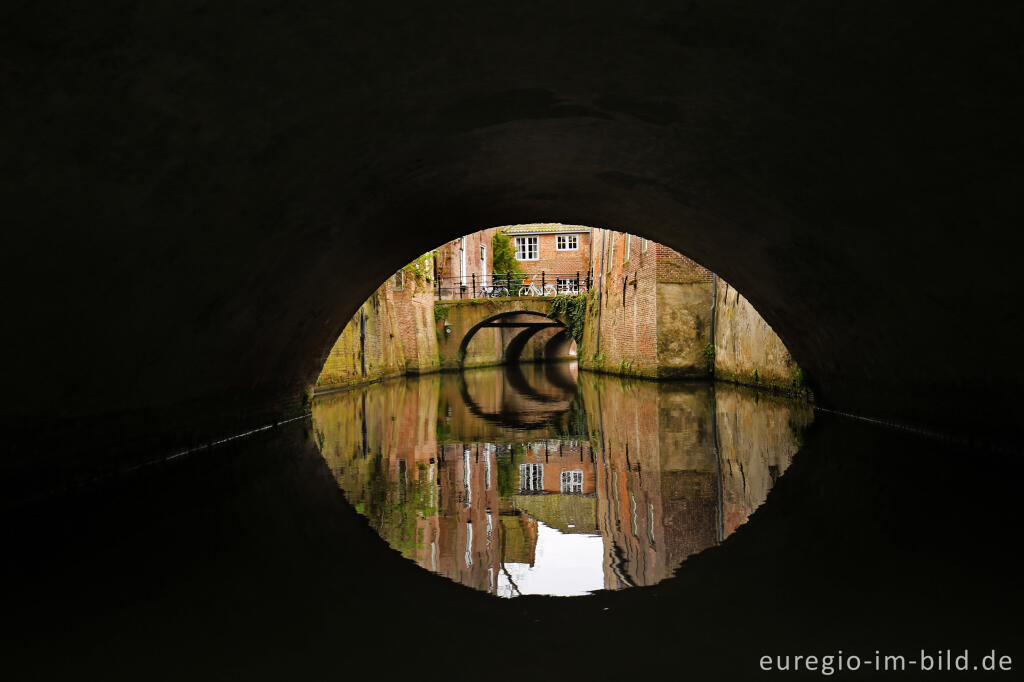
left=393, top=270, right=405, bottom=289
left=642, top=238, right=649, bottom=254
left=514, top=236, right=538, bottom=261
left=519, top=463, right=544, bottom=492
left=560, top=469, right=584, bottom=494
left=556, top=277, right=579, bottom=293
left=624, top=234, right=631, bottom=262
left=480, top=244, right=486, bottom=262
left=556, top=234, right=578, bottom=251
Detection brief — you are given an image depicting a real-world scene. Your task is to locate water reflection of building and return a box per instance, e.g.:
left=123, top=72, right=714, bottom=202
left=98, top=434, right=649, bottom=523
left=311, top=368, right=812, bottom=597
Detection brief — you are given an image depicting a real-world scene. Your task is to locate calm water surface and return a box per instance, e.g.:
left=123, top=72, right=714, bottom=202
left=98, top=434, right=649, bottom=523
left=312, top=363, right=812, bottom=597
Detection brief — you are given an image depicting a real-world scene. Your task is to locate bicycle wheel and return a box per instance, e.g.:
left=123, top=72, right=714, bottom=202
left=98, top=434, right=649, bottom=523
left=543, top=284, right=557, bottom=296
left=518, top=286, right=531, bottom=296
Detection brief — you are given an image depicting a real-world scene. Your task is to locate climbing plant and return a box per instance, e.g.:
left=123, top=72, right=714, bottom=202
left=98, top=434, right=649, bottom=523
left=549, top=293, right=588, bottom=345
left=401, top=251, right=435, bottom=293
left=491, top=232, right=522, bottom=275
left=702, top=343, right=715, bottom=372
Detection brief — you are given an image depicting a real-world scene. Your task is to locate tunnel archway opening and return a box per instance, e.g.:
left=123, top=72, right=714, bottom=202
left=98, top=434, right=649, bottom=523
left=308, top=222, right=815, bottom=598
left=313, top=222, right=808, bottom=399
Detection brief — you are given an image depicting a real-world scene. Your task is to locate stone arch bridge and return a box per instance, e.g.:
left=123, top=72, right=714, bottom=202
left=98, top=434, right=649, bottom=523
left=435, top=297, right=576, bottom=370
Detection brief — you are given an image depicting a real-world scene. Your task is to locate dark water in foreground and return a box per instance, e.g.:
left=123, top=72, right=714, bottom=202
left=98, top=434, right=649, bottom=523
left=6, top=363, right=1022, bottom=680
left=312, top=363, right=812, bottom=597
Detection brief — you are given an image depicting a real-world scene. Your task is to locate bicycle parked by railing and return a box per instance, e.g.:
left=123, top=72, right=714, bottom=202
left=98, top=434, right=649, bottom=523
left=480, top=285, right=510, bottom=297
left=518, top=281, right=557, bottom=297
left=433, top=272, right=591, bottom=300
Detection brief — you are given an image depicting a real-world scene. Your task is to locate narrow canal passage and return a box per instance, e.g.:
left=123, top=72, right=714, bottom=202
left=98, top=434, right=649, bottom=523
left=6, top=363, right=1022, bottom=680
left=312, top=364, right=811, bottom=597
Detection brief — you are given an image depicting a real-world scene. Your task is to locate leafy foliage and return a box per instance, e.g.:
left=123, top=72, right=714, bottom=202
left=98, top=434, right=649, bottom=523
left=491, top=232, right=522, bottom=275
left=548, top=293, right=588, bottom=344
left=702, top=343, right=715, bottom=371
left=553, top=395, right=590, bottom=440
left=789, top=363, right=805, bottom=389
left=496, top=447, right=523, bottom=498
left=401, top=251, right=435, bottom=293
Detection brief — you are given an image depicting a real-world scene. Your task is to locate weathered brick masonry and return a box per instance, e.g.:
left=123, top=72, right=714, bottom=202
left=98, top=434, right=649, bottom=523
left=578, top=227, right=796, bottom=389
left=316, top=273, right=439, bottom=392
left=580, top=229, right=714, bottom=379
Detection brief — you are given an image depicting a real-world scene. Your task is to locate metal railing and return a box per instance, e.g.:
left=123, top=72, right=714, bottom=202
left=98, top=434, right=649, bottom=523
left=434, top=271, right=592, bottom=300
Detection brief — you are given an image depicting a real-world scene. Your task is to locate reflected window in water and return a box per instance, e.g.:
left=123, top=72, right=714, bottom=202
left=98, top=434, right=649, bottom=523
left=312, top=363, right=812, bottom=598
left=561, top=470, right=584, bottom=494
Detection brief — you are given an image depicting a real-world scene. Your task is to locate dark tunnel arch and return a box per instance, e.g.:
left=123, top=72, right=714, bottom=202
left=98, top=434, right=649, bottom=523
left=5, top=0, right=1021, bottom=500
left=3, top=6, right=1023, bottom=682
left=542, top=333, right=576, bottom=364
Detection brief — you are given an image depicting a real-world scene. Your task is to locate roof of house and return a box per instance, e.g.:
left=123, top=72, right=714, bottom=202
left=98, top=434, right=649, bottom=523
left=499, top=223, right=592, bottom=235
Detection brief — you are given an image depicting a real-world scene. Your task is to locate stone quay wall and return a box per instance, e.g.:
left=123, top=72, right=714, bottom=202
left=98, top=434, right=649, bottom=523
left=316, top=274, right=438, bottom=392
left=713, top=279, right=800, bottom=393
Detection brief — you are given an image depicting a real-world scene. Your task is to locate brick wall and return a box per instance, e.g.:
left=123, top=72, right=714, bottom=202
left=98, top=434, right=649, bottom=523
left=316, top=265, right=441, bottom=390
left=655, top=244, right=714, bottom=284
left=434, top=227, right=501, bottom=289
left=315, top=281, right=408, bottom=390
left=390, top=267, right=441, bottom=374
left=580, top=229, right=712, bottom=378
left=509, top=230, right=592, bottom=280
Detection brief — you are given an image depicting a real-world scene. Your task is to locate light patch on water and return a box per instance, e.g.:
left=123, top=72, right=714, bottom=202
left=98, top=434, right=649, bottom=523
left=496, top=521, right=604, bottom=597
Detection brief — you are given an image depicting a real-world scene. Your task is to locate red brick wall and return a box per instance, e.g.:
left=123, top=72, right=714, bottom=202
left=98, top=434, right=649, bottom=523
left=434, top=227, right=501, bottom=288
left=584, top=229, right=660, bottom=375
left=582, top=229, right=713, bottom=378
left=315, top=280, right=407, bottom=390
left=317, top=263, right=440, bottom=388
left=389, top=267, right=440, bottom=373
left=655, top=244, right=714, bottom=283
left=510, top=231, right=592, bottom=279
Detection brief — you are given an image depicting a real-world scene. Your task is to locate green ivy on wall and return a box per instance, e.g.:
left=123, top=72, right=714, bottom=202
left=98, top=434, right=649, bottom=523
left=549, top=293, right=588, bottom=344
left=401, top=251, right=435, bottom=293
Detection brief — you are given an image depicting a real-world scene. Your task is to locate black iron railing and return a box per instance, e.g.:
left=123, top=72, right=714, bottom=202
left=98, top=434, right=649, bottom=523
left=434, top=271, right=592, bottom=300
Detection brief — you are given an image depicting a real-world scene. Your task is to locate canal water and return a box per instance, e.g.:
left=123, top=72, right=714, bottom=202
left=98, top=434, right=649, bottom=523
left=312, top=362, right=812, bottom=597
left=7, top=361, right=1022, bottom=680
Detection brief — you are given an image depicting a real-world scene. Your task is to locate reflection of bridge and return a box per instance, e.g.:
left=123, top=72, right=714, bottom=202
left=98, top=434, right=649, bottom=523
left=436, top=298, right=577, bottom=370
left=455, top=363, right=578, bottom=432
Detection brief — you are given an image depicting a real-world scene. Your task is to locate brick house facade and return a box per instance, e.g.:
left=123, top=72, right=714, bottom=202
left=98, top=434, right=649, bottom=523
left=433, top=227, right=501, bottom=294
left=500, top=223, right=592, bottom=292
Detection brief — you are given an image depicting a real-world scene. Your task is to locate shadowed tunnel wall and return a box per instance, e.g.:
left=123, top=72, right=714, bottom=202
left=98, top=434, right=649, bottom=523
left=2, top=1, right=1022, bottom=497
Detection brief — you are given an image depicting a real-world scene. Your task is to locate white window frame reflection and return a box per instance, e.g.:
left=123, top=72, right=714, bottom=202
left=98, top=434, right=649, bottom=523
left=560, top=469, right=584, bottom=494
left=519, top=463, right=544, bottom=492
